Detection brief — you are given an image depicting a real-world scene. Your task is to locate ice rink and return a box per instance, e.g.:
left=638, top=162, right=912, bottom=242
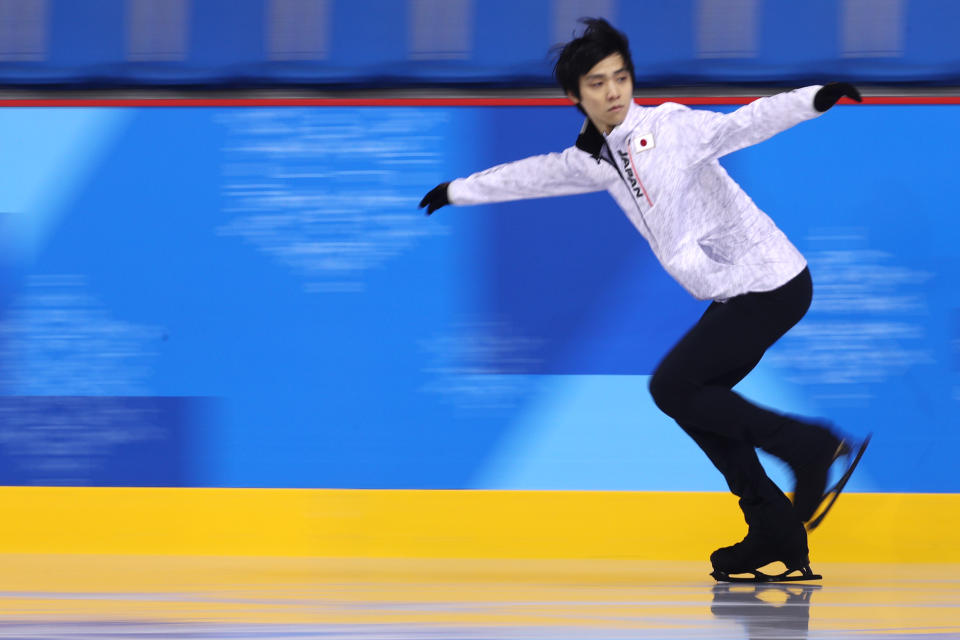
left=2, top=555, right=957, bottom=639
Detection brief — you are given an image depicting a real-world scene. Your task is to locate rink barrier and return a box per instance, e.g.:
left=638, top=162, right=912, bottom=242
left=1, top=487, right=957, bottom=562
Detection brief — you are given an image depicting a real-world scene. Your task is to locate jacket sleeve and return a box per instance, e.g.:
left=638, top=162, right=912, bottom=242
left=671, top=85, right=824, bottom=164
left=447, top=146, right=606, bottom=205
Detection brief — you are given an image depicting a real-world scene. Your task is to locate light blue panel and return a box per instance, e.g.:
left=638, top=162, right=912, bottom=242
left=472, top=374, right=721, bottom=491
left=472, top=359, right=835, bottom=492
left=0, top=109, right=132, bottom=264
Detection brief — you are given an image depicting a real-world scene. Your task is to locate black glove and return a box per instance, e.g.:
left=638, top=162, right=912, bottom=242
left=814, top=82, right=862, bottom=112
left=419, top=182, right=450, bottom=215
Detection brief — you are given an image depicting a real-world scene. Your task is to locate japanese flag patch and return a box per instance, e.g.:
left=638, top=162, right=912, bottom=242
left=632, top=133, right=655, bottom=153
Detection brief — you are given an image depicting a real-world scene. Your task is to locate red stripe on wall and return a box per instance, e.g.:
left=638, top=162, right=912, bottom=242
left=0, top=96, right=958, bottom=107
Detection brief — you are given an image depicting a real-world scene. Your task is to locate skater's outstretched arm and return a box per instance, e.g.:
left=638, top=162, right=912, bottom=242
left=670, top=83, right=861, bottom=165
left=419, top=147, right=607, bottom=216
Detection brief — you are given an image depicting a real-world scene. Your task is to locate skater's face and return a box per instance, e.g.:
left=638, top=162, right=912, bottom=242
left=568, top=52, right=633, bottom=135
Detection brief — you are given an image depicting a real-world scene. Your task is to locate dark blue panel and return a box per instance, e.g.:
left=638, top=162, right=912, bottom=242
left=189, top=0, right=265, bottom=68
left=619, top=0, right=698, bottom=83
left=47, top=0, right=125, bottom=76
left=757, top=1, right=839, bottom=71
left=904, top=0, right=960, bottom=65
left=328, top=0, right=408, bottom=68
left=0, top=396, right=202, bottom=486
left=1, top=0, right=960, bottom=86
left=473, top=0, right=549, bottom=71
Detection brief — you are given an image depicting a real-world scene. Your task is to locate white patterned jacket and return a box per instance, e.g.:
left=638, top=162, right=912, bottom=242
left=448, top=86, right=824, bottom=301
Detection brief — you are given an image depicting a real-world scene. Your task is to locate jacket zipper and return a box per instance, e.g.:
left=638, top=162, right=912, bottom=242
left=602, top=142, right=657, bottom=244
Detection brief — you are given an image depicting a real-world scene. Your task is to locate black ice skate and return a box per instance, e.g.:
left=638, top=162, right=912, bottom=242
left=710, top=529, right=821, bottom=584
left=794, top=433, right=871, bottom=532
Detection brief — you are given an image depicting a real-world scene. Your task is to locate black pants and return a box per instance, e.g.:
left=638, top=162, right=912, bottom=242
left=649, top=267, right=823, bottom=534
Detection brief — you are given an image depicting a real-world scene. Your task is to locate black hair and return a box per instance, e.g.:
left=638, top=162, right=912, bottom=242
left=553, top=18, right=635, bottom=100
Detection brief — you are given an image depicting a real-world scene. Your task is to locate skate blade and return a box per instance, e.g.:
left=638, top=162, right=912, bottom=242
left=711, top=565, right=822, bottom=583
left=806, top=434, right=872, bottom=532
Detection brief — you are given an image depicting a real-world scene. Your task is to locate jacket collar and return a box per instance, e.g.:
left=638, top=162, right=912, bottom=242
left=575, top=117, right=605, bottom=160
left=574, top=101, right=643, bottom=161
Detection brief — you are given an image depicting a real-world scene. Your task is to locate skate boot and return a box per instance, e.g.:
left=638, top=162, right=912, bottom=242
left=710, top=525, right=820, bottom=583
left=791, top=430, right=871, bottom=531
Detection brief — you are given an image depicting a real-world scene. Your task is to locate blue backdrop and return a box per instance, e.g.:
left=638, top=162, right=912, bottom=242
left=0, top=100, right=957, bottom=493
left=2, top=0, right=960, bottom=86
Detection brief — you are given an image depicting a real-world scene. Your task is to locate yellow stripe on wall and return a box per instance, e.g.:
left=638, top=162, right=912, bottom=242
left=1, top=487, right=957, bottom=562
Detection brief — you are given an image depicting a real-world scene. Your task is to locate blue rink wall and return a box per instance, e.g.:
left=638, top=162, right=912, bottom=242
left=0, top=100, right=957, bottom=494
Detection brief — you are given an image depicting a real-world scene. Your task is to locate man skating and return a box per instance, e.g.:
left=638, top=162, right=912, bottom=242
left=420, top=18, right=869, bottom=582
